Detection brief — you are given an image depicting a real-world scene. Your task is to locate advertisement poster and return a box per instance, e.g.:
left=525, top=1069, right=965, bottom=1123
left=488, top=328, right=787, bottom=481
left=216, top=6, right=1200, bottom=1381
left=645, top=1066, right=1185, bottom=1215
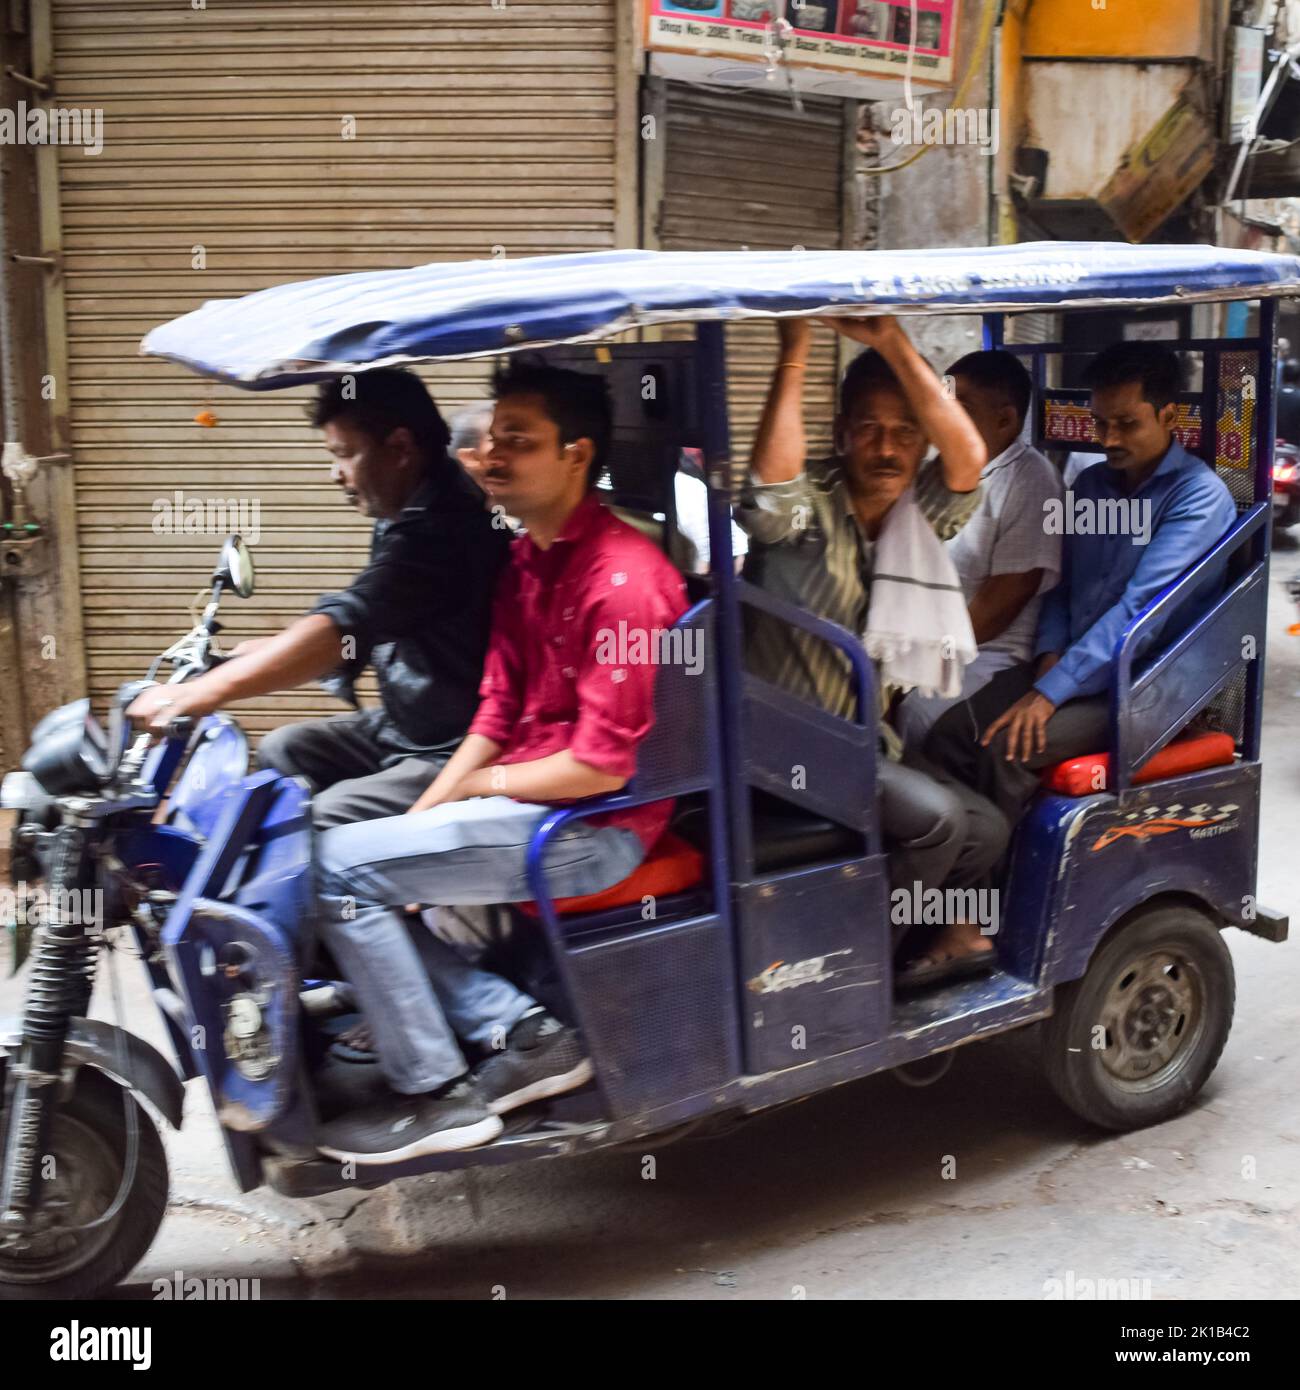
left=648, top=0, right=959, bottom=88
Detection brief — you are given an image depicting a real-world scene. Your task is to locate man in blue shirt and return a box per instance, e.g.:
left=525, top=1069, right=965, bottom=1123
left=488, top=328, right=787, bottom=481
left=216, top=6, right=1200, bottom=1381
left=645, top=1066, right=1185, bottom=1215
left=925, top=341, right=1238, bottom=845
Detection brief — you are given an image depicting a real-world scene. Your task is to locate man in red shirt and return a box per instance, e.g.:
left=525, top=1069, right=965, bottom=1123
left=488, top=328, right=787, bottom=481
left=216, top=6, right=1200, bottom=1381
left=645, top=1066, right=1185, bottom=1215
left=315, top=361, right=687, bottom=1164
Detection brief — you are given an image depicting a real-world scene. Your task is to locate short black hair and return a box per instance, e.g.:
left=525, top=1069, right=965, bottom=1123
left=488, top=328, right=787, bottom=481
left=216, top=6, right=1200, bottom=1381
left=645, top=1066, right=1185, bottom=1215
left=309, top=368, right=451, bottom=464
left=948, top=348, right=1033, bottom=426
left=490, top=359, right=613, bottom=489
left=449, top=401, right=493, bottom=456
left=838, top=348, right=908, bottom=419
left=1082, top=341, right=1183, bottom=413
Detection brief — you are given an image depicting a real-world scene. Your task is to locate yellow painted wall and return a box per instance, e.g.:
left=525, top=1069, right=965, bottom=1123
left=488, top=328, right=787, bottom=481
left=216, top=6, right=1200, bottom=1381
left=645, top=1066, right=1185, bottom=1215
left=996, top=0, right=1030, bottom=242
left=1022, top=0, right=1212, bottom=60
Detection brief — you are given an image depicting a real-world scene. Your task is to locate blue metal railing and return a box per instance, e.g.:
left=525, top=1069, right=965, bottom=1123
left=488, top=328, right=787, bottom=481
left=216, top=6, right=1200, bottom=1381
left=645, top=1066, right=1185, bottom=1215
left=1111, top=503, right=1268, bottom=792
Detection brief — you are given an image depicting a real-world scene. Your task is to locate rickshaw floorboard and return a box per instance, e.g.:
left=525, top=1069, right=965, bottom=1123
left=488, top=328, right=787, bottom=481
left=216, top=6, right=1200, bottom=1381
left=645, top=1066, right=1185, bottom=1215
left=889, top=968, right=1046, bottom=1034
left=265, top=970, right=1050, bottom=1196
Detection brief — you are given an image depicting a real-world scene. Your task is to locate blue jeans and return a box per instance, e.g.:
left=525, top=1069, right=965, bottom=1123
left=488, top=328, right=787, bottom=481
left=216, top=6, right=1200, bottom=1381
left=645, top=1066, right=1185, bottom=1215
left=315, top=796, right=645, bottom=1093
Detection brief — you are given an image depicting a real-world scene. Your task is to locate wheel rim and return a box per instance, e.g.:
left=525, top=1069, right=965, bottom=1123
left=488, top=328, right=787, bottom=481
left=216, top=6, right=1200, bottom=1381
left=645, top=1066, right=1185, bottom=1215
left=1097, top=946, right=1206, bottom=1092
left=0, top=1111, right=126, bottom=1283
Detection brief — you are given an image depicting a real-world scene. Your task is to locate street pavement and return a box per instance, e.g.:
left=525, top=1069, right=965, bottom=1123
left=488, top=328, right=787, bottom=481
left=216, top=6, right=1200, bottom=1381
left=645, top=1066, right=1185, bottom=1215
left=3, top=555, right=1300, bottom=1301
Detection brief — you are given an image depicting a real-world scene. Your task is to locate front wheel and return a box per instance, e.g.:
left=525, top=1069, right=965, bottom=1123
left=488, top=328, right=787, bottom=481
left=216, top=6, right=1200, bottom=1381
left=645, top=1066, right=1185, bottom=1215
left=0, top=1069, right=169, bottom=1300
left=1041, top=905, right=1234, bottom=1132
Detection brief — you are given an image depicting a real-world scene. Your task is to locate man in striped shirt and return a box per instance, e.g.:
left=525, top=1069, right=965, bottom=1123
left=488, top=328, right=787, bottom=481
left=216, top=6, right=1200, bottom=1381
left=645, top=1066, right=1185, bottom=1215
left=736, top=315, right=1009, bottom=985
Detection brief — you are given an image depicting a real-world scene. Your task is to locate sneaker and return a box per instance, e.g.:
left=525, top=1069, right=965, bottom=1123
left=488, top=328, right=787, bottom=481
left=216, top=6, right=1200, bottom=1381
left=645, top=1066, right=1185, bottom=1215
left=316, top=1077, right=503, bottom=1164
left=300, top=983, right=352, bottom=1018
left=474, top=1011, right=594, bottom=1115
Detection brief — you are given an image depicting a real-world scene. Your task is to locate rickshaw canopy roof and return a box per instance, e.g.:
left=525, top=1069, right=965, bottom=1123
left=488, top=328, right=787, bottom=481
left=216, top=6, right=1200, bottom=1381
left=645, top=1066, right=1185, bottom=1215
left=141, top=241, right=1300, bottom=388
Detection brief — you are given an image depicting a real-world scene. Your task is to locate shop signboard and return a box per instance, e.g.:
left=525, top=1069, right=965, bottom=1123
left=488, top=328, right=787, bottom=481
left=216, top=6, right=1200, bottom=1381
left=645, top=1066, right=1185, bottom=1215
left=645, top=0, right=960, bottom=98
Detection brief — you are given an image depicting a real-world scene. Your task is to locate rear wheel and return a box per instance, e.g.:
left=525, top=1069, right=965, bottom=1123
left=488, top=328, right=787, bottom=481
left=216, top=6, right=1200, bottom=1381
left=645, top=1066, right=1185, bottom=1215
left=1041, top=905, right=1234, bottom=1132
left=0, top=1068, right=169, bottom=1300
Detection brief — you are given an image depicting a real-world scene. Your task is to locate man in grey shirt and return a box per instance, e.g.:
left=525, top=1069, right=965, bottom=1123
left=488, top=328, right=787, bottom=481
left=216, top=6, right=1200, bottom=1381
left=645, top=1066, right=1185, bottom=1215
left=897, top=349, right=1062, bottom=747
left=737, top=315, right=1010, bottom=986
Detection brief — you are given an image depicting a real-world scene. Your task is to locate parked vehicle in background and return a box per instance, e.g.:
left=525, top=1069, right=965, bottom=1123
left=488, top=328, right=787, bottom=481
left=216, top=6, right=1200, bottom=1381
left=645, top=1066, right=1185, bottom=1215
left=1274, top=439, right=1300, bottom=531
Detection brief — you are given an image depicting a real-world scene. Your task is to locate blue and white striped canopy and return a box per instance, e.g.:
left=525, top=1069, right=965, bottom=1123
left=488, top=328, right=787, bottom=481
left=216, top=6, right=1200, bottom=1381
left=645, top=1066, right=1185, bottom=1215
left=141, top=242, right=1300, bottom=388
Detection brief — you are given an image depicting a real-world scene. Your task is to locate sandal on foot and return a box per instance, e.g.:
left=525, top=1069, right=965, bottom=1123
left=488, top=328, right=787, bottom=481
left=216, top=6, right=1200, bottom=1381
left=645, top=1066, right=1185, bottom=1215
left=896, top=947, right=995, bottom=993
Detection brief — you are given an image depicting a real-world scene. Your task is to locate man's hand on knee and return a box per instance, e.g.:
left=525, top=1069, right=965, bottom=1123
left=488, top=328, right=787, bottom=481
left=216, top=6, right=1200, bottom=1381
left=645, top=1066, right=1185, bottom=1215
left=981, top=691, right=1056, bottom=763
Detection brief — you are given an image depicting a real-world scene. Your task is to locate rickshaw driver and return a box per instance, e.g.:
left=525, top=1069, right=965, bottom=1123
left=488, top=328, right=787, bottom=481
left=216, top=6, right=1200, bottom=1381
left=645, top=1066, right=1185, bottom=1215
left=127, top=370, right=510, bottom=829
left=311, top=362, right=688, bottom=1163
left=738, top=315, right=1011, bottom=986
left=925, top=341, right=1239, bottom=958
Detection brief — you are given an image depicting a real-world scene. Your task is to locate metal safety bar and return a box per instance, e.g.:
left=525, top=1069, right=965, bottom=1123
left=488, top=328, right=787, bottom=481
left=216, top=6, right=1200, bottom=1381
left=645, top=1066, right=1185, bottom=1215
left=1111, top=503, right=1268, bottom=793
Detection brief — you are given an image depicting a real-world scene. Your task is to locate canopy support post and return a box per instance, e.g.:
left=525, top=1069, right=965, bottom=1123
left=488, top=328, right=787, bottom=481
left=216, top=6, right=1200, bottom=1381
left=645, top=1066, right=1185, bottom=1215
left=981, top=313, right=1004, bottom=351
left=698, top=320, right=752, bottom=882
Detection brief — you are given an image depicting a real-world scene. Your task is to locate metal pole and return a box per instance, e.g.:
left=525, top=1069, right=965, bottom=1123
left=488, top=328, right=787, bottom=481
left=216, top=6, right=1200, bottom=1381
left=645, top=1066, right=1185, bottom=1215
left=1246, top=297, right=1278, bottom=764
left=0, top=82, right=26, bottom=462
left=698, top=319, right=753, bottom=878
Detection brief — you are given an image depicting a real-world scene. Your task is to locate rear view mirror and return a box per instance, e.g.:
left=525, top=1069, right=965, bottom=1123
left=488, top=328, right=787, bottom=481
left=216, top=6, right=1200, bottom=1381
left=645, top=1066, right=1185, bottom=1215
left=214, top=535, right=255, bottom=598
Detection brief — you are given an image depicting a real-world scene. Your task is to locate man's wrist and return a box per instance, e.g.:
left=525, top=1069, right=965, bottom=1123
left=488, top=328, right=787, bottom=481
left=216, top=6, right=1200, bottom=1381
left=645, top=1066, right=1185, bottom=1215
left=1033, top=664, right=1071, bottom=709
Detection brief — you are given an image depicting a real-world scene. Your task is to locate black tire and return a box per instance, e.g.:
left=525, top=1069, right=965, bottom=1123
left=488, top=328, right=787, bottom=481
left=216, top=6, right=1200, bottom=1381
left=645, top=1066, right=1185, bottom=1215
left=0, top=1068, right=169, bottom=1300
left=1041, top=904, right=1235, bottom=1132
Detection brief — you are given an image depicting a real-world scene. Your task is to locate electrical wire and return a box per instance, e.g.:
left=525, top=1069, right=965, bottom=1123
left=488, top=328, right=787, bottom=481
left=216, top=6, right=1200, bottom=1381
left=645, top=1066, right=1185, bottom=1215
left=857, top=0, right=1002, bottom=176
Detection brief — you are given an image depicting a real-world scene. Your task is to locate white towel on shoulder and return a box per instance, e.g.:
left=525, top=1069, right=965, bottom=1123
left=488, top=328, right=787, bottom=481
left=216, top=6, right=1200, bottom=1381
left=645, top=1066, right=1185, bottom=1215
left=863, top=485, right=977, bottom=699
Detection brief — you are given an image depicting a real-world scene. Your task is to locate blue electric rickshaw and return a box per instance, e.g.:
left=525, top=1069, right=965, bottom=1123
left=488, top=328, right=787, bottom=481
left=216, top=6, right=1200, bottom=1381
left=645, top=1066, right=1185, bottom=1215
left=1, top=241, right=1297, bottom=1298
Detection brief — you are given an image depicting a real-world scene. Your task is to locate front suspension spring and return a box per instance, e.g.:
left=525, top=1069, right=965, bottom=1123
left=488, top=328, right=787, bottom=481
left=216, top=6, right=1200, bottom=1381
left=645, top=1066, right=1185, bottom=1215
left=20, top=825, right=97, bottom=1055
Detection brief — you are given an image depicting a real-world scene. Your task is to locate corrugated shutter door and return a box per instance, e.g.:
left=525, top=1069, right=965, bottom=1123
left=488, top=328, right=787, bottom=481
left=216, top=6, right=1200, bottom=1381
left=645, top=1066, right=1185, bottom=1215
left=52, top=0, right=617, bottom=739
left=656, top=84, right=846, bottom=468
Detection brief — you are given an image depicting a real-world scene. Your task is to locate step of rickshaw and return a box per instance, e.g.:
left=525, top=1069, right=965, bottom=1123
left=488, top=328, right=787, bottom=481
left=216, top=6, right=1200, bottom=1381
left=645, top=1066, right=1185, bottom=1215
left=889, top=969, right=1048, bottom=1039
left=265, top=1116, right=628, bottom=1195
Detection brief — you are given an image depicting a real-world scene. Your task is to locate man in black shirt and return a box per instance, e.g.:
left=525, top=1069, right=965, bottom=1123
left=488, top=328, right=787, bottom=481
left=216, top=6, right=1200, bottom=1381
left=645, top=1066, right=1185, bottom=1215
left=127, top=370, right=510, bottom=827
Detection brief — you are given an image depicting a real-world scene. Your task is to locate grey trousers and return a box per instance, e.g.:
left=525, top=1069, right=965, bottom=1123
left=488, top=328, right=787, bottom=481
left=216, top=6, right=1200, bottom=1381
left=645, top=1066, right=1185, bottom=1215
left=924, top=663, right=1110, bottom=824
left=878, top=751, right=1010, bottom=895
left=257, top=710, right=448, bottom=829
left=315, top=796, right=645, bottom=1093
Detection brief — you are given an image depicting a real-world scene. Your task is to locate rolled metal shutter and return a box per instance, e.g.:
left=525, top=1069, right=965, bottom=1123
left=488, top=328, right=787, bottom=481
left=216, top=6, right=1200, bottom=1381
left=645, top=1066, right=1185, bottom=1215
left=51, top=0, right=617, bottom=738
left=654, top=83, right=847, bottom=469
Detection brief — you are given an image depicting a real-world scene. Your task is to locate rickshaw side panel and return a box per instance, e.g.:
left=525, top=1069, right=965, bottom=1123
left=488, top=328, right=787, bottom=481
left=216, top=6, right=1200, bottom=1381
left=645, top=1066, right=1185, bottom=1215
left=1004, top=762, right=1260, bottom=988
left=736, top=857, right=891, bottom=1073
left=564, top=911, right=739, bottom=1117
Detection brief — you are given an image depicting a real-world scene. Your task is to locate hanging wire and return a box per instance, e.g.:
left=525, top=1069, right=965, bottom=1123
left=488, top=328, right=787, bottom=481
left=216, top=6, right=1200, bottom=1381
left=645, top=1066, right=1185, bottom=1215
left=857, top=0, right=1001, bottom=176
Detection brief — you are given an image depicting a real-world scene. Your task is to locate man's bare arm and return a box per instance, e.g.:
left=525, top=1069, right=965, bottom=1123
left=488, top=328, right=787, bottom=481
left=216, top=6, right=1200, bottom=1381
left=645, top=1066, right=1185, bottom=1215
left=967, top=570, right=1044, bottom=645
left=127, top=614, right=345, bottom=729
left=751, top=318, right=813, bottom=485
left=407, top=733, right=502, bottom=813
left=455, top=750, right=626, bottom=805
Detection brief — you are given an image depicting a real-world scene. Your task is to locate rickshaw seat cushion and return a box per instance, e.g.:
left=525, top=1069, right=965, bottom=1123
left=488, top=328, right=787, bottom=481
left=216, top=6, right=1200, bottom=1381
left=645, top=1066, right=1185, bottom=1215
left=1041, top=731, right=1235, bottom=796
left=516, top=831, right=705, bottom=917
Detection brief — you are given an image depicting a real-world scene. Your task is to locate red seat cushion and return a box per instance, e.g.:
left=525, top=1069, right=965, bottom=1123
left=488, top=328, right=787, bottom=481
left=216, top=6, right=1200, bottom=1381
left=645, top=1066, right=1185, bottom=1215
left=1041, top=731, right=1236, bottom=796
left=517, top=831, right=705, bottom=917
